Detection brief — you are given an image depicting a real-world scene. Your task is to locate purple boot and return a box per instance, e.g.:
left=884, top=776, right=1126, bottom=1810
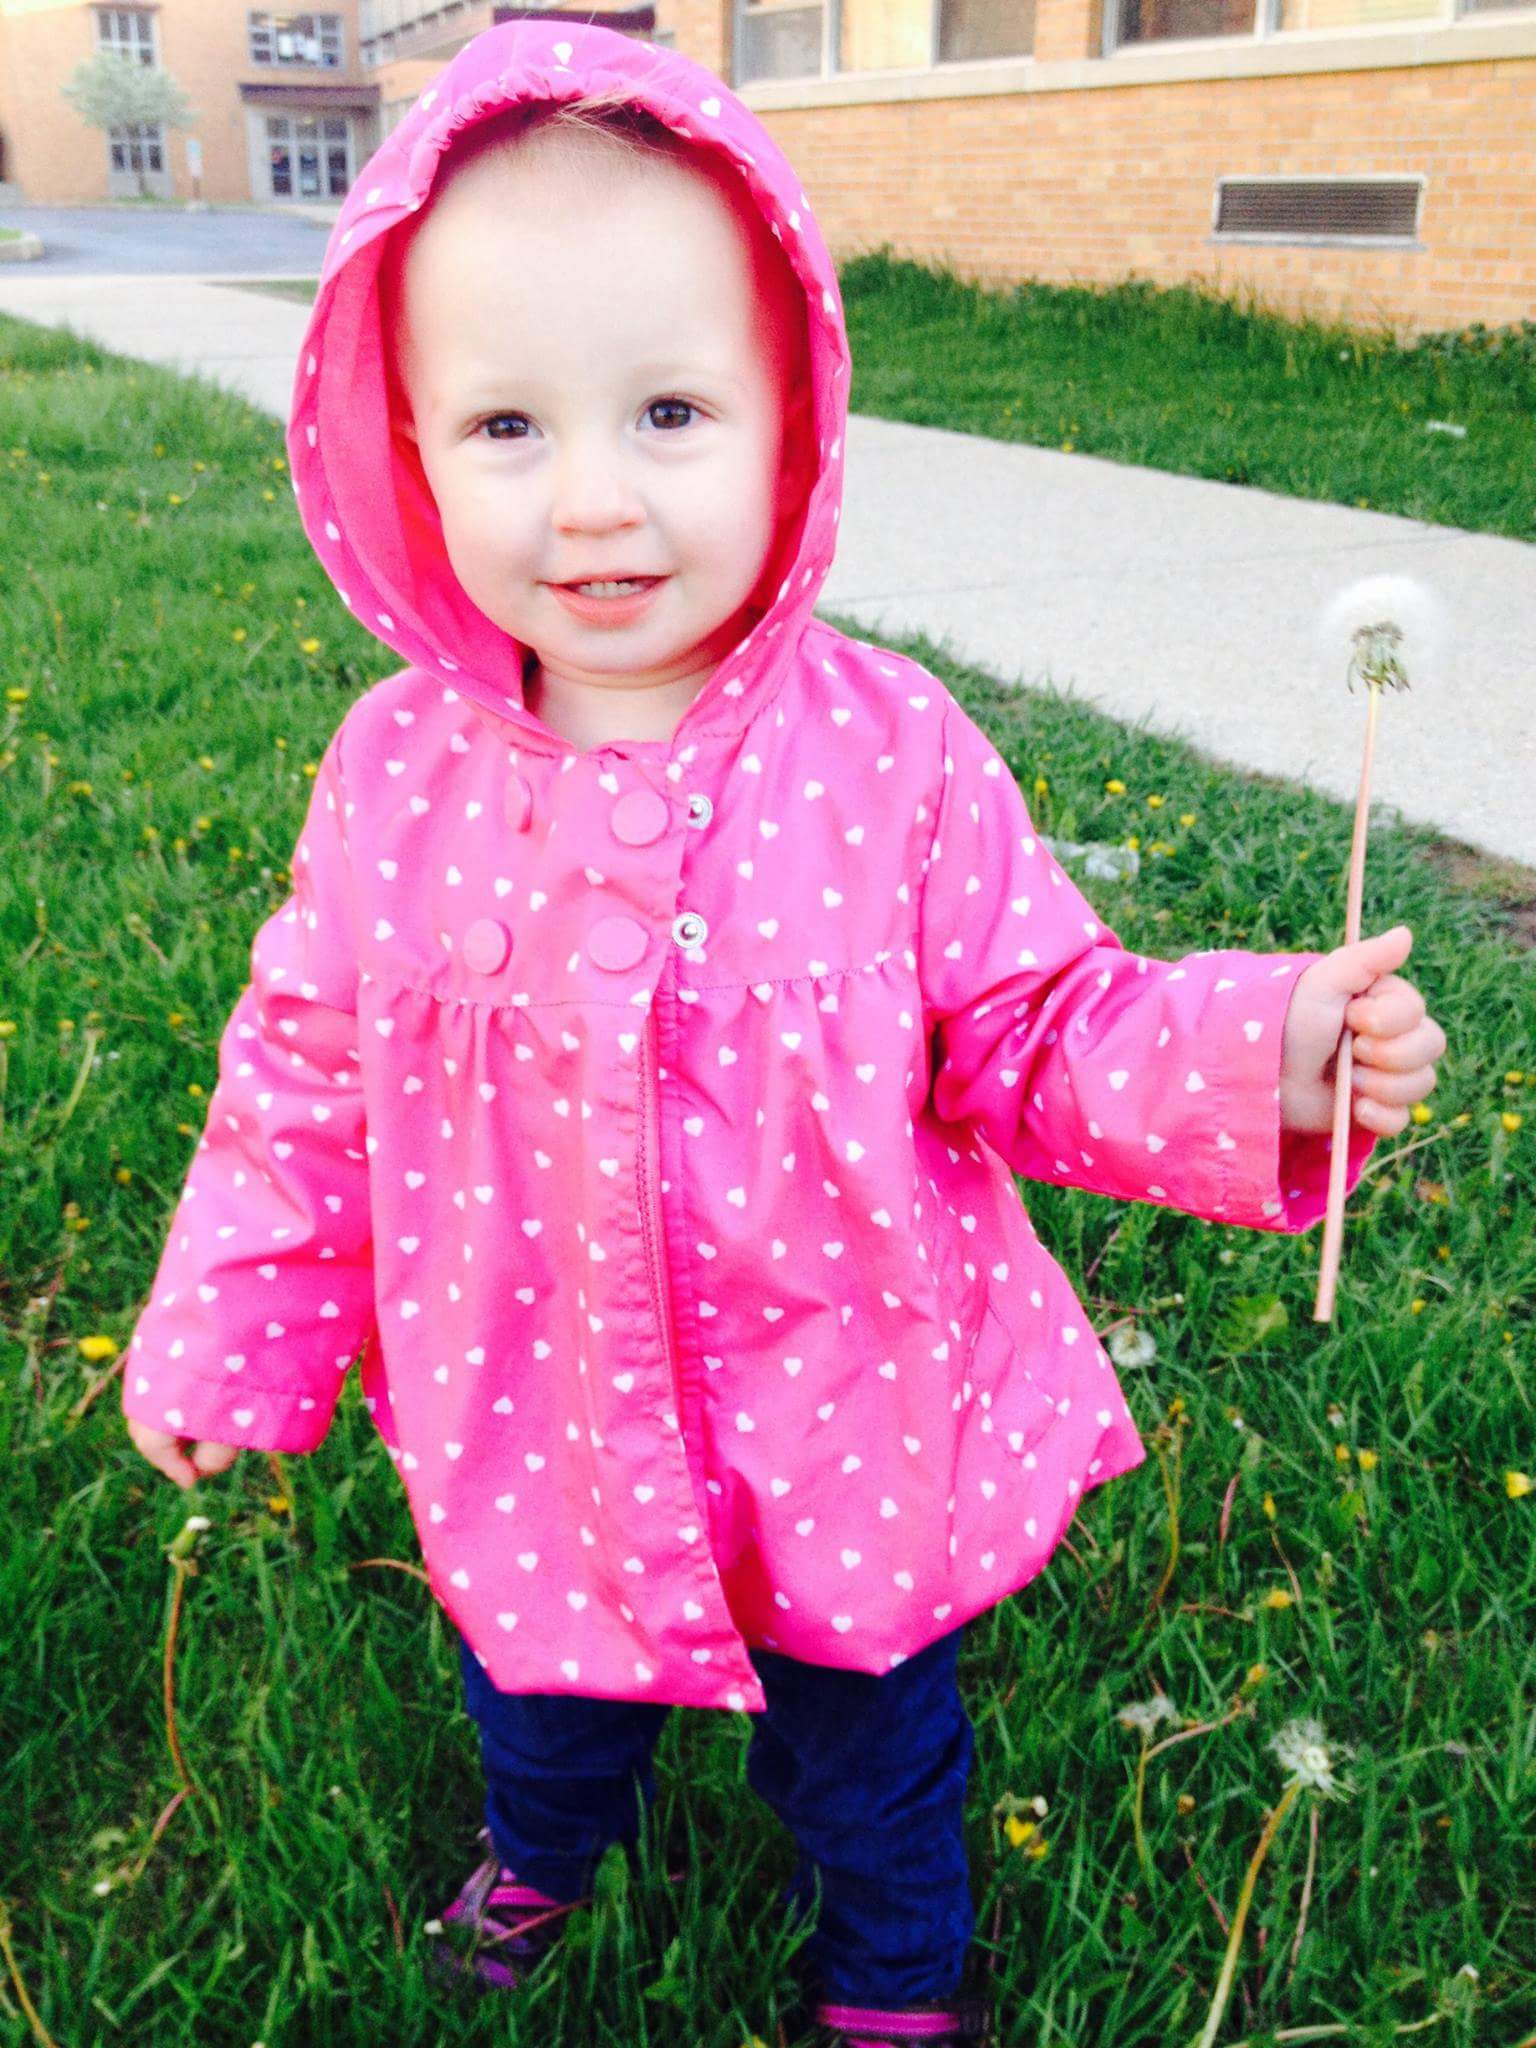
left=811, top=1992, right=994, bottom=2046
left=427, top=1825, right=583, bottom=1992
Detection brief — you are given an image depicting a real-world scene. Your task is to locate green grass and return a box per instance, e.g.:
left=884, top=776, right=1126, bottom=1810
left=2, top=314, right=1535, bottom=2047
left=234, top=251, right=1536, bottom=541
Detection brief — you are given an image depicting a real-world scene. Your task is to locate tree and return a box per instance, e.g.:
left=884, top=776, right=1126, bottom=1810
left=60, top=52, right=197, bottom=200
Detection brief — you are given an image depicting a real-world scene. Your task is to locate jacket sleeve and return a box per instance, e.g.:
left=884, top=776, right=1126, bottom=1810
left=121, top=718, right=376, bottom=1453
left=917, top=695, right=1377, bottom=1233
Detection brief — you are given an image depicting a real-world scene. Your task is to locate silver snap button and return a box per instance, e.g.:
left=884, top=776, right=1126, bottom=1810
left=686, top=793, right=713, bottom=829
left=671, top=910, right=708, bottom=949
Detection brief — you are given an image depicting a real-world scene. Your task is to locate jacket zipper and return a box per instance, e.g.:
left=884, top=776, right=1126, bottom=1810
left=638, top=1002, right=682, bottom=1421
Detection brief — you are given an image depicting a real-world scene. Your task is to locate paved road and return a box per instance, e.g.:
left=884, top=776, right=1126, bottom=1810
left=0, top=203, right=330, bottom=275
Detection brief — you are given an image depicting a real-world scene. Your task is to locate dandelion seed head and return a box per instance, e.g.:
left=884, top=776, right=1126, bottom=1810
left=1108, top=1326, right=1157, bottom=1369
left=1314, top=573, right=1451, bottom=697
left=1269, top=1715, right=1355, bottom=1798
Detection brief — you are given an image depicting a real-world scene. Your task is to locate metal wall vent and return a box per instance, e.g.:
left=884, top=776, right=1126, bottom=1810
left=1213, top=177, right=1423, bottom=245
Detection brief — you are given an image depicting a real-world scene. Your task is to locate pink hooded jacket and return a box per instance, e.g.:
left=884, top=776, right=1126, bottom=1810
left=121, top=20, right=1376, bottom=1714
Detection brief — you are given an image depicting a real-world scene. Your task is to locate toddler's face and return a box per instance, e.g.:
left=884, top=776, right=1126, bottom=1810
left=387, top=133, right=805, bottom=738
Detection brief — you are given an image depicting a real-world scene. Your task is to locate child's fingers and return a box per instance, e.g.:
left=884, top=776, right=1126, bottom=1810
left=126, top=1421, right=200, bottom=1490
left=1350, top=1020, right=1444, bottom=1072
left=1345, top=976, right=1424, bottom=1037
left=126, top=1419, right=238, bottom=1489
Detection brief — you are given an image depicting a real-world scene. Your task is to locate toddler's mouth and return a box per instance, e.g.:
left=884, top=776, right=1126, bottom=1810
left=554, top=576, right=666, bottom=597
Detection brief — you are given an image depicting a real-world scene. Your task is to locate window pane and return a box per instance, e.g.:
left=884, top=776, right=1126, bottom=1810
left=736, top=2, right=823, bottom=82
left=938, top=0, right=1035, bottom=56
left=840, top=0, right=931, bottom=68
left=1116, top=0, right=1254, bottom=39
left=270, top=148, right=293, bottom=194
left=323, top=116, right=346, bottom=138
left=266, top=115, right=287, bottom=137
left=1276, top=0, right=1441, bottom=22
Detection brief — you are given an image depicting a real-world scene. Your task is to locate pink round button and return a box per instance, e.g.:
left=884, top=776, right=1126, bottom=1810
left=504, top=771, right=532, bottom=831
left=462, top=917, right=511, bottom=975
left=611, top=788, right=669, bottom=847
left=587, top=914, right=649, bottom=973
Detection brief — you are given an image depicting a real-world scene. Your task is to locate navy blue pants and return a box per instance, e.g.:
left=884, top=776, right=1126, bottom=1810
left=456, top=1624, right=978, bottom=2008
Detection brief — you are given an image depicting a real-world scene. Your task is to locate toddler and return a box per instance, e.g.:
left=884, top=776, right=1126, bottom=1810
left=122, top=22, right=1443, bottom=2045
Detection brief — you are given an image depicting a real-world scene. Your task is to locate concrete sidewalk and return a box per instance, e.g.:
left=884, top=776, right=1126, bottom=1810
left=1, top=269, right=1531, bottom=872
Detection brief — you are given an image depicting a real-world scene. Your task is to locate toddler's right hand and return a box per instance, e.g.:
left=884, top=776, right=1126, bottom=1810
left=126, top=1417, right=242, bottom=1491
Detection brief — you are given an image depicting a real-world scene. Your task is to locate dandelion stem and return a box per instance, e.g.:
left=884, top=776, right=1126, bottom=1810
left=1314, top=673, right=1382, bottom=1324
left=0, top=1899, right=65, bottom=2048
left=1286, top=1801, right=1320, bottom=1988
left=163, top=1560, right=201, bottom=1805
left=1191, top=1778, right=1301, bottom=2048
left=1149, top=1428, right=1183, bottom=1614
left=1132, top=1737, right=1153, bottom=1881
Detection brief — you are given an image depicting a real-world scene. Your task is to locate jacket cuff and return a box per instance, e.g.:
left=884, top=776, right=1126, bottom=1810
left=1211, top=949, right=1379, bottom=1233
left=122, top=1357, right=344, bottom=1455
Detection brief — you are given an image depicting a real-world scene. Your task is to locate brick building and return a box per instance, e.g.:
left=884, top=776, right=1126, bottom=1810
left=0, top=1, right=1531, bottom=335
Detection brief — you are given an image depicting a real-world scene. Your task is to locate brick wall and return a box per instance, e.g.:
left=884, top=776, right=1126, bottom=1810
left=666, top=0, right=1536, bottom=338
left=0, top=0, right=373, bottom=206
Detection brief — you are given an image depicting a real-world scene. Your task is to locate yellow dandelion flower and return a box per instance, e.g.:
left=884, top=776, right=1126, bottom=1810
left=1127, top=834, right=1140, bottom=851
left=263, top=489, right=276, bottom=501
left=173, top=836, right=187, bottom=855
left=1004, top=1814, right=1036, bottom=1848
left=1502, top=1112, right=1522, bottom=1132
left=193, top=460, right=206, bottom=472
left=77, top=1335, right=118, bottom=1361
left=1505, top=1070, right=1526, bottom=1085
left=1437, top=1245, right=1451, bottom=1260
left=1410, top=1298, right=1425, bottom=1314
left=194, top=815, right=211, bottom=832
left=266, top=1495, right=292, bottom=1516
left=1024, top=1836, right=1051, bottom=1860
left=1262, top=1491, right=1277, bottom=1520
left=70, top=780, right=93, bottom=797
left=1060, top=440, right=1075, bottom=452
left=1105, top=778, right=1126, bottom=795
left=167, top=493, right=183, bottom=506
left=1358, top=1449, right=1378, bottom=1472
left=232, top=627, right=248, bottom=643
left=1262, top=1588, right=1294, bottom=1610
left=1176, top=1792, right=1196, bottom=1816
left=1411, top=1104, right=1432, bottom=1124
left=1179, top=812, right=1195, bottom=827
left=1244, top=1663, right=1269, bottom=1689
left=153, top=442, right=165, bottom=457
left=300, top=637, right=321, bottom=654
left=142, top=825, right=160, bottom=841
left=5, top=686, right=28, bottom=704
left=198, top=754, right=215, bottom=770
left=1335, top=1443, right=1352, bottom=1465
left=1146, top=794, right=1164, bottom=808
left=1506, top=1471, right=1532, bottom=1498
left=275, top=736, right=288, bottom=749
left=176, top=1121, right=195, bottom=1136
left=167, top=1010, right=184, bottom=1027
left=1452, top=1114, right=1471, bottom=1127
left=58, top=1017, right=75, bottom=1034
left=272, top=456, right=287, bottom=472
left=114, top=1166, right=133, bottom=1184
left=1034, top=776, right=1049, bottom=798
left=303, top=762, right=318, bottom=779
left=187, top=1082, right=205, bottom=1098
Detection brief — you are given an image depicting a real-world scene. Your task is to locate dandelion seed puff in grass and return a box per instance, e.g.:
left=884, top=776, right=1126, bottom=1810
left=1309, top=573, right=1450, bottom=1326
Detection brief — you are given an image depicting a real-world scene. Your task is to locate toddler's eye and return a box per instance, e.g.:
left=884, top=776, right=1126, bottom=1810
left=478, top=413, right=531, bottom=441
left=646, top=398, right=698, bottom=431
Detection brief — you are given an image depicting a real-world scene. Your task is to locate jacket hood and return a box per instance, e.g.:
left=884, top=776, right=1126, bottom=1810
left=286, top=19, right=851, bottom=753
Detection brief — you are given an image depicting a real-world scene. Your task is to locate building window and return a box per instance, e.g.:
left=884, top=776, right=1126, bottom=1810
left=248, top=11, right=344, bottom=68
left=265, top=111, right=353, bottom=198
left=95, top=7, right=157, bottom=64
left=1109, top=0, right=1471, bottom=44
left=109, top=121, right=165, bottom=171
left=734, top=0, right=1034, bottom=83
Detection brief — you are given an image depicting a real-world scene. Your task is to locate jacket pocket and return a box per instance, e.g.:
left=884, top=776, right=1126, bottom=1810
left=968, top=1298, right=1060, bottom=1467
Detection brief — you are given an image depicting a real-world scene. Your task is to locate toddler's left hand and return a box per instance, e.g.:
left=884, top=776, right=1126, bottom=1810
left=1279, top=924, right=1447, bottom=1137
